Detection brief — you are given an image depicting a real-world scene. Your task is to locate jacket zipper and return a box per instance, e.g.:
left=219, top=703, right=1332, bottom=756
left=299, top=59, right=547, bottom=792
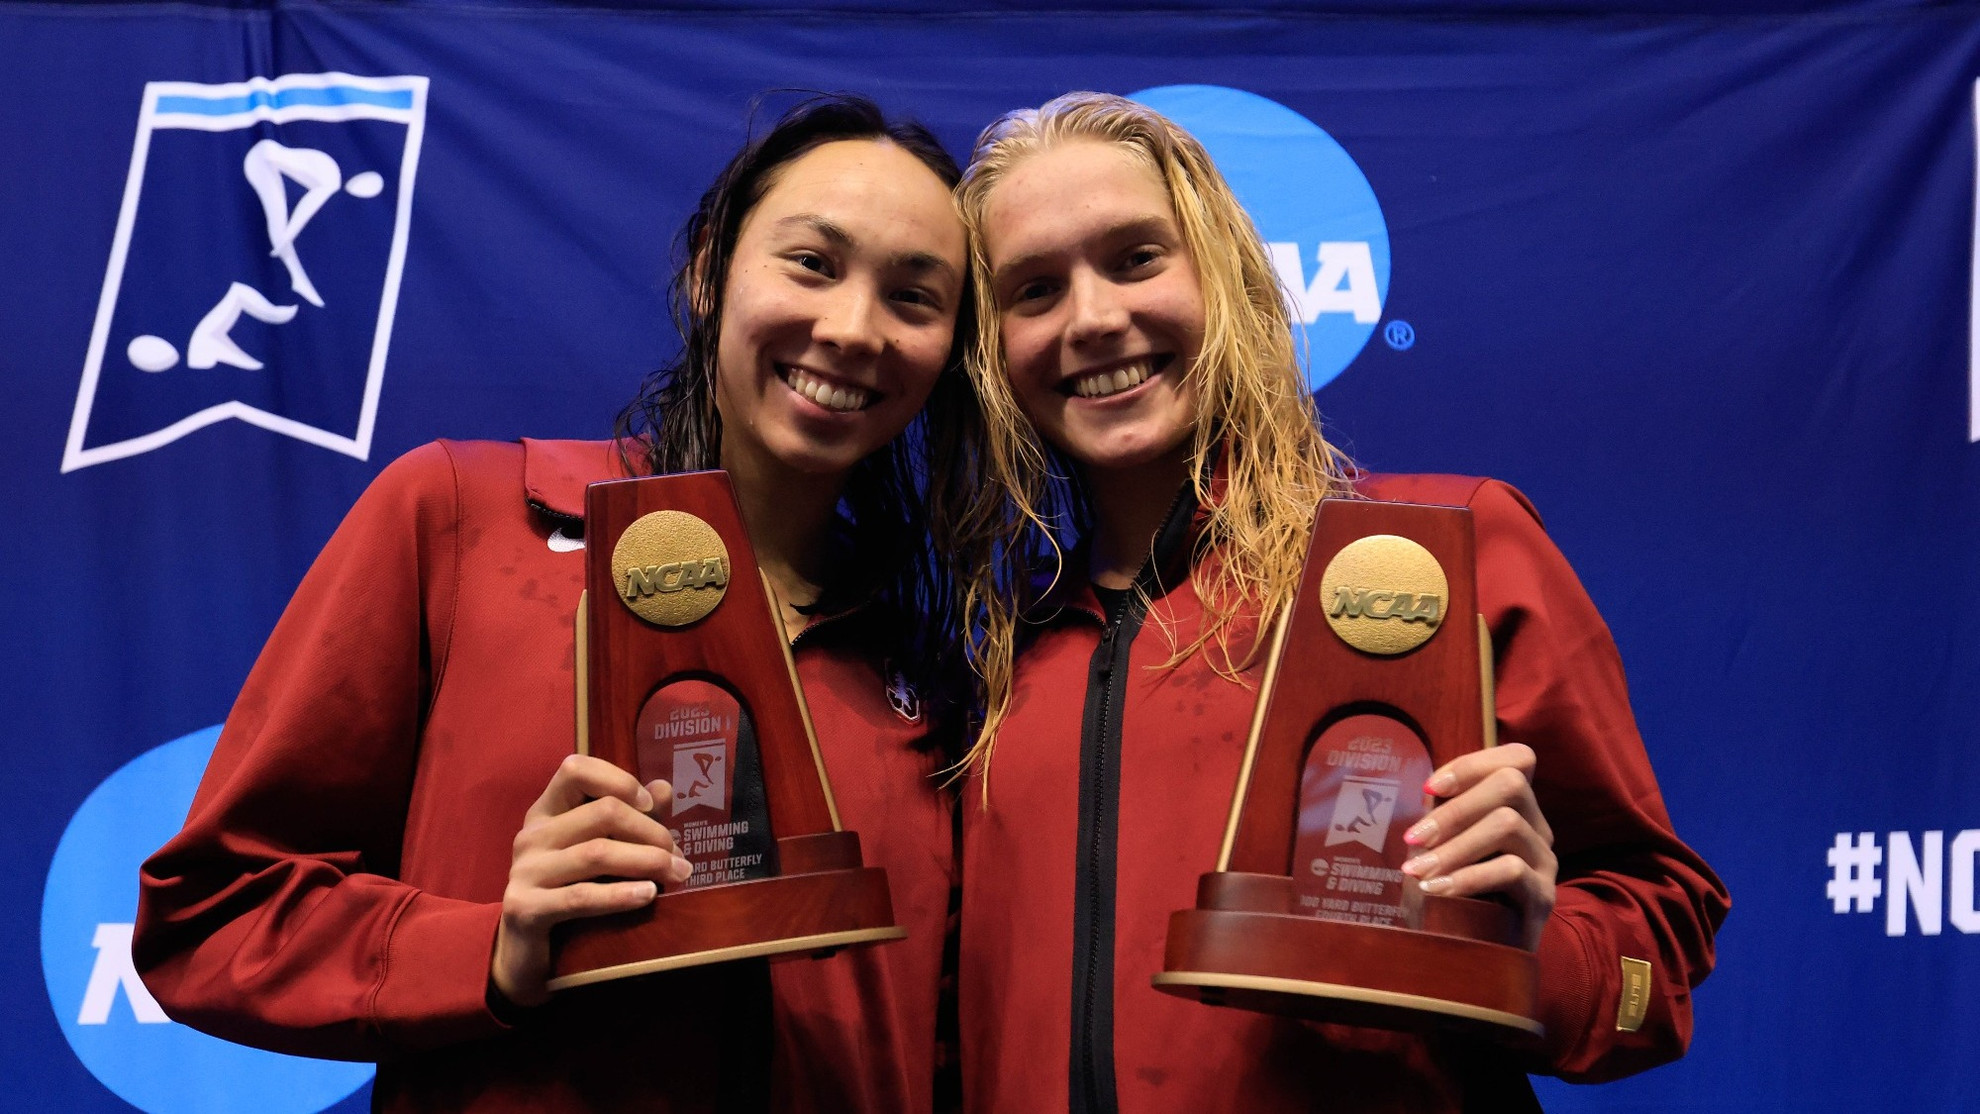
left=1068, top=483, right=1194, bottom=1114
left=1070, top=595, right=1139, bottom=1114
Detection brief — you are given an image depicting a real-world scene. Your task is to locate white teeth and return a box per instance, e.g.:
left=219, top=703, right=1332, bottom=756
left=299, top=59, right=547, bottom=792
left=785, top=367, right=872, bottom=413
left=1072, top=360, right=1152, bottom=399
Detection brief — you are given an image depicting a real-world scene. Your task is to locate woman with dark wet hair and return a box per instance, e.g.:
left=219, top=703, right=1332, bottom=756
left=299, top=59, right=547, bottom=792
left=136, top=94, right=977, bottom=1113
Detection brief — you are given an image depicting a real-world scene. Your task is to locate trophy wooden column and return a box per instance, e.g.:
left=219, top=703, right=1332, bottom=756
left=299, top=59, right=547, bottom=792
left=547, top=471, right=903, bottom=991
left=1153, top=498, right=1542, bottom=1041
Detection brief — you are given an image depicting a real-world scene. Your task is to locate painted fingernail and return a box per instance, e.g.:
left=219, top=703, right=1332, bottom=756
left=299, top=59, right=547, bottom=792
left=1404, top=818, right=1438, bottom=846
left=1419, top=875, right=1453, bottom=895
left=1401, top=853, right=1438, bottom=878
left=1425, top=770, right=1458, bottom=796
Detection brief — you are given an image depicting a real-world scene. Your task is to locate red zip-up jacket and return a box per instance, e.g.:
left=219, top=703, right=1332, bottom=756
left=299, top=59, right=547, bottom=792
left=960, top=473, right=1728, bottom=1113
left=135, top=439, right=957, bottom=1113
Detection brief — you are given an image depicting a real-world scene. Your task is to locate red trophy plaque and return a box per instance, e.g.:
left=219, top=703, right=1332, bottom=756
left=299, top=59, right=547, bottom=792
left=1152, top=498, right=1542, bottom=1041
left=547, top=471, right=904, bottom=991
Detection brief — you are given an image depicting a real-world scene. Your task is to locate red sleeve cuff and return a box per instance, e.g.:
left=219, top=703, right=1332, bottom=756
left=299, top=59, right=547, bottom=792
left=372, top=894, right=510, bottom=1049
left=1535, top=910, right=1599, bottom=1066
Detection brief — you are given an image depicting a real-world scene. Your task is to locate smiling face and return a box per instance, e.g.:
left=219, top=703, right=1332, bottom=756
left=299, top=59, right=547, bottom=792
left=712, top=138, right=965, bottom=485
left=981, top=139, right=1204, bottom=480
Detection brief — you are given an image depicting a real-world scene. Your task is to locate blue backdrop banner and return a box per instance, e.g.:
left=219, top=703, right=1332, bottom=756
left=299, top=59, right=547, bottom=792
left=4, top=2, right=1978, bottom=1110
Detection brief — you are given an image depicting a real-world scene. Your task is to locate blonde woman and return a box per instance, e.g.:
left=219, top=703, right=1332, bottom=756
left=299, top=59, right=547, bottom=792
left=948, top=92, right=1727, bottom=1112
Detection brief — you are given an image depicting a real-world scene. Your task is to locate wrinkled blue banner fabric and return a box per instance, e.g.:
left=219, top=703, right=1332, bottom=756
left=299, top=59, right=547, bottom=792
left=4, top=3, right=1977, bottom=1111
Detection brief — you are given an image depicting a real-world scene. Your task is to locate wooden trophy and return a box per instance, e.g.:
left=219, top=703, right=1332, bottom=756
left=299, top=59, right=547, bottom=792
left=1152, top=498, right=1542, bottom=1041
left=546, top=471, right=904, bottom=992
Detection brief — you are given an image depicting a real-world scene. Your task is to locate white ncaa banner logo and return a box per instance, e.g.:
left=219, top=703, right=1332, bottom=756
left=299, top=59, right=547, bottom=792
left=64, top=72, right=429, bottom=472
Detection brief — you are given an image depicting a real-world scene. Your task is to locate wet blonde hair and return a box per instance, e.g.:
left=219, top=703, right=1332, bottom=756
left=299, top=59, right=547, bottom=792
left=951, top=91, right=1354, bottom=787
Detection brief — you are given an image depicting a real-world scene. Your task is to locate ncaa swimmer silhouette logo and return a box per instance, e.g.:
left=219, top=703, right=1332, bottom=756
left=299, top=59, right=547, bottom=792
left=41, top=726, right=373, bottom=1114
left=1130, top=85, right=1391, bottom=392
left=63, top=72, right=429, bottom=472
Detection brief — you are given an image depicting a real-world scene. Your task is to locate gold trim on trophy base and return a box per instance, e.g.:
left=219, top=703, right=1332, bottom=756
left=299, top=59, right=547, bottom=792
left=546, top=925, right=907, bottom=992
left=1157, top=892, right=1541, bottom=1041
left=1152, top=970, right=1544, bottom=1038
left=549, top=835, right=899, bottom=992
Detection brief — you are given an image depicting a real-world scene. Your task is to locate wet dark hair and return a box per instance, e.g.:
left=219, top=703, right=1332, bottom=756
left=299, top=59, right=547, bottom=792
left=615, top=93, right=981, bottom=718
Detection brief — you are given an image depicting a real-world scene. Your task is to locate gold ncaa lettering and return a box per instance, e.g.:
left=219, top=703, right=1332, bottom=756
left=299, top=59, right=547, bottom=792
left=612, top=510, right=731, bottom=627
left=1327, top=587, right=1442, bottom=624
left=623, top=557, right=731, bottom=598
left=1318, top=535, right=1448, bottom=656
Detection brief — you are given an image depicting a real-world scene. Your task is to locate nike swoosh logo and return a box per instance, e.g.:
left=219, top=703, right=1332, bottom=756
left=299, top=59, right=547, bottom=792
left=547, top=526, right=585, bottom=553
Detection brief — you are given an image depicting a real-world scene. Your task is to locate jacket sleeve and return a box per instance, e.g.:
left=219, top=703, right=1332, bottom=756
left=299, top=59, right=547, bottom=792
left=133, top=441, right=508, bottom=1060
left=1468, top=479, right=1730, bottom=1082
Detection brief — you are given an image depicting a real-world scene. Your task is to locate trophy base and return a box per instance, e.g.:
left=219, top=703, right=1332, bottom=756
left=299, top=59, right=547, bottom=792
left=1154, top=872, right=1542, bottom=1043
left=547, top=832, right=904, bottom=992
